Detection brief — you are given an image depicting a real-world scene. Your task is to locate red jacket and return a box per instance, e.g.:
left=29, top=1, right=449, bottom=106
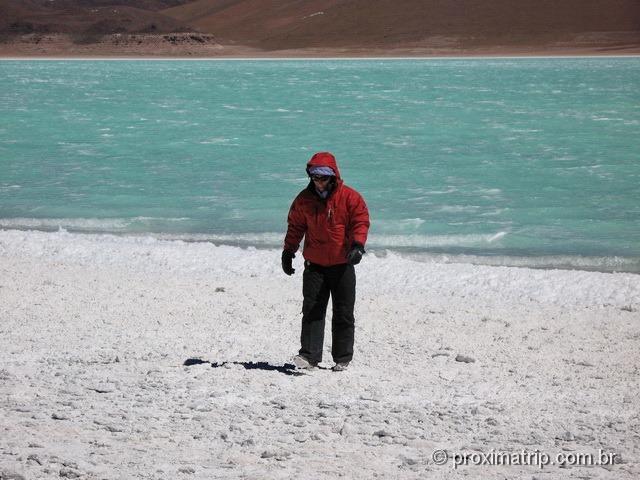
left=284, top=152, right=370, bottom=267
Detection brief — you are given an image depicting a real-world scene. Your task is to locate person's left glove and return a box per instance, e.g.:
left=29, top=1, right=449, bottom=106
left=346, top=243, right=365, bottom=265
left=281, top=250, right=296, bottom=275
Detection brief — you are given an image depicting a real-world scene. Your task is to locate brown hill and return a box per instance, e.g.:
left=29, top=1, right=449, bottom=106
left=162, top=0, right=640, bottom=50
left=1, top=0, right=639, bottom=55
left=0, top=0, right=193, bottom=36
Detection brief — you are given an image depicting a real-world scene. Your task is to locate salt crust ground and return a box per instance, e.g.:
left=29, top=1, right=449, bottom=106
left=0, top=229, right=638, bottom=479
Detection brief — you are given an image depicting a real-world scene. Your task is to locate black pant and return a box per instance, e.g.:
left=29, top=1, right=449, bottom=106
left=299, top=262, right=356, bottom=364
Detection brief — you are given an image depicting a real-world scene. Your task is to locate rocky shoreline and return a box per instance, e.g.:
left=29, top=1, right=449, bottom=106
left=2, top=32, right=639, bottom=58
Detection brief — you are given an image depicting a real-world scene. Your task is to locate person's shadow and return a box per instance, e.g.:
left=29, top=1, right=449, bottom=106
left=183, top=358, right=305, bottom=376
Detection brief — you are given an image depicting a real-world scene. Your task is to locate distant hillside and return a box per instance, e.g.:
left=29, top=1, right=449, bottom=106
left=1, top=0, right=639, bottom=52
left=162, top=0, right=640, bottom=49
left=0, top=0, right=194, bottom=36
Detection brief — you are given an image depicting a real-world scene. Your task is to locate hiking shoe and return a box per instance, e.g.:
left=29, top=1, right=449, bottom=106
left=332, top=362, right=350, bottom=372
left=292, top=354, right=317, bottom=370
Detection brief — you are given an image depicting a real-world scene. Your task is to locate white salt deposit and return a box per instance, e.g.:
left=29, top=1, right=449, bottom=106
left=1, top=229, right=638, bottom=479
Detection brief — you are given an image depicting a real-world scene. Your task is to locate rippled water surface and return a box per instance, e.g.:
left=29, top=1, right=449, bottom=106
left=1, top=58, right=639, bottom=271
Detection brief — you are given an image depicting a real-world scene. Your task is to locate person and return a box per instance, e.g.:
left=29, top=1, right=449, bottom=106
left=281, top=152, right=370, bottom=371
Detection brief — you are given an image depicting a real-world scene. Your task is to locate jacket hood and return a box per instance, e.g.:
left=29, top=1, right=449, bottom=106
left=306, top=152, right=341, bottom=180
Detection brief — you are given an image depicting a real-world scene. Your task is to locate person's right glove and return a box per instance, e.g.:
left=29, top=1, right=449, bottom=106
left=281, top=250, right=296, bottom=275
left=346, top=243, right=365, bottom=265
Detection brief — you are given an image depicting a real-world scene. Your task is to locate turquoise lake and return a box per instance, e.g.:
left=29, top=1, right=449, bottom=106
left=1, top=58, right=639, bottom=271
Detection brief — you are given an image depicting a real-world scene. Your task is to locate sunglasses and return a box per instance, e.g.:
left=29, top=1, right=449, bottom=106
left=311, top=174, right=331, bottom=182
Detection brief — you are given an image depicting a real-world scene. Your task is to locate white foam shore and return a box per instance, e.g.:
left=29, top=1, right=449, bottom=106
left=1, top=229, right=639, bottom=479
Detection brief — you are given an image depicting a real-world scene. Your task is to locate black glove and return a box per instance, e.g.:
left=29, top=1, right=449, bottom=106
left=346, top=243, right=365, bottom=265
left=281, top=250, right=295, bottom=275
